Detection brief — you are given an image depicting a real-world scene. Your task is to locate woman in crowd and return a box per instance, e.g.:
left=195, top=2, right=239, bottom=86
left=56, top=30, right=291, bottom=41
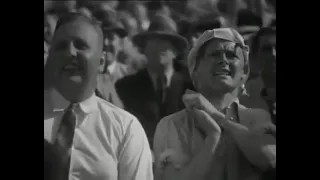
left=153, top=28, right=276, bottom=180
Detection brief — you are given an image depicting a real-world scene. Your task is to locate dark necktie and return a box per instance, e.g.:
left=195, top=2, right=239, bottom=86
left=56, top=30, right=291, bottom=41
left=156, top=76, right=167, bottom=103
left=54, top=104, right=77, bottom=180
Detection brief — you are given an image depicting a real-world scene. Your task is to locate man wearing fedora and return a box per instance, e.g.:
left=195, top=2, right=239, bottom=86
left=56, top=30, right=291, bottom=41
left=116, top=14, right=190, bottom=146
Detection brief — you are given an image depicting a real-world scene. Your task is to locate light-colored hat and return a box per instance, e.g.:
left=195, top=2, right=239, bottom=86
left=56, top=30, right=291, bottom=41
left=187, top=28, right=249, bottom=76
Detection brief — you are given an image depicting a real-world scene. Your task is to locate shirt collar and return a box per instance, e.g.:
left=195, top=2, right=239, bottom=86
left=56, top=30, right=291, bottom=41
left=49, top=88, right=98, bottom=114
left=147, top=67, right=174, bottom=88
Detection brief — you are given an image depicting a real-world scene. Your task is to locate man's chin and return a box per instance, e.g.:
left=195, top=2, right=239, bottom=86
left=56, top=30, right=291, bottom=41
left=68, top=75, right=83, bottom=83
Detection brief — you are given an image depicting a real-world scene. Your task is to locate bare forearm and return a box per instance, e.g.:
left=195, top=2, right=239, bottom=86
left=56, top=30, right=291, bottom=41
left=217, top=119, right=276, bottom=170
left=167, top=134, right=220, bottom=180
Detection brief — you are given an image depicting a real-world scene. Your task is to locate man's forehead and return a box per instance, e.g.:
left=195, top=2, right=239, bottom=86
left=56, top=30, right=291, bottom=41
left=54, top=20, right=101, bottom=41
left=205, top=39, right=237, bottom=51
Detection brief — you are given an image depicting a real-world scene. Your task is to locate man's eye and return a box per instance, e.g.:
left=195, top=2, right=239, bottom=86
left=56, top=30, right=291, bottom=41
left=225, top=51, right=237, bottom=58
left=74, top=40, right=88, bottom=50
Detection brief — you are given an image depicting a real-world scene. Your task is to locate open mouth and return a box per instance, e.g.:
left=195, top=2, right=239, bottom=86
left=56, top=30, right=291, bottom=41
left=61, top=62, right=83, bottom=77
left=213, top=69, right=231, bottom=76
left=63, top=62, right=82, bottom=71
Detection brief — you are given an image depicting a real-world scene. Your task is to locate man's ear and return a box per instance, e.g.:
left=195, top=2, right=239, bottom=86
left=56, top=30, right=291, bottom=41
left=99, top=52, right=106, bottom=73
left=241, top=62, right=250, bottom=84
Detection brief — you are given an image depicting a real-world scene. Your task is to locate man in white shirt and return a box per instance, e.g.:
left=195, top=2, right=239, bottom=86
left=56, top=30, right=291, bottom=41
left=44, top=12, right=153, bottom=180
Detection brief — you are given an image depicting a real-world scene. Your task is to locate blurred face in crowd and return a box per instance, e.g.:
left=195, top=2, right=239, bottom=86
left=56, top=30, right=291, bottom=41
left=104, top=32, right=123, bottom=65
left=44, top=14, right=58, bottom=43
left=193, top=39, right=248, bottom=95
left=47, top=19, right=104, bottom=103
left=258, top=33, right=276, bottom=88
left=190, top=32, right=202, bottom=48
left=144, top=37, right=177, bottom=74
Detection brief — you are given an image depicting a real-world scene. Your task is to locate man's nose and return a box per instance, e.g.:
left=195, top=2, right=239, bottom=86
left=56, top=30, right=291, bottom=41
left=67, top=42, right=77, bottom=57
left=216, top=53, right=229, bottom=66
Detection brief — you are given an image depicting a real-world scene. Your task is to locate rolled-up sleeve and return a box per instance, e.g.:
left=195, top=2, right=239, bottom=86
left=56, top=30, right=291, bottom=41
left=118, top=118, right=154, bottom=180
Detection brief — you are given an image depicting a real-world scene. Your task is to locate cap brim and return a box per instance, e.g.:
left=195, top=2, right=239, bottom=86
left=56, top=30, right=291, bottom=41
left=132, top=31, right=189, bottom=52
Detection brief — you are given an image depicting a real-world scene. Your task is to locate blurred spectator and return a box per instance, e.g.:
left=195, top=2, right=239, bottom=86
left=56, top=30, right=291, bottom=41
left=93, top=6, right=127, bottom=108
left=86, top=0, right=119, bottom=11
left=44, top=0, right=54, bottom=12
left=116, top=14, right=190, bottom=146
left=118, top=10, right=139, bottom=37
left=124, top=2, right=150, bottom=32
left=241, top=24, right=276, bottom=124
left=237, top=9, right=262, bottom=45
left=118, top=10, right=147, bottom=72
left=257, top=26, right=276, bottom=125
left=78, top=6, right=92, bottom=18
left=185, top=14, right=225, bottom=48
left=94, top=6, right=130, bottom=82
left=44, top=12, right=58, bottom=44
left=52, top=0, right=78, bottom=15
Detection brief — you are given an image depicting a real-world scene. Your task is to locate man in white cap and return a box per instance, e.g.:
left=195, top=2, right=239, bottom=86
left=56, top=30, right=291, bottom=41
left=153, top=28, right=276, bottom=180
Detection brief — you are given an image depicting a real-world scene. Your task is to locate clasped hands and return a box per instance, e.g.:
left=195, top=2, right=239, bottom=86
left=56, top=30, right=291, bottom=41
left=182, top=89, right=226, bottom=138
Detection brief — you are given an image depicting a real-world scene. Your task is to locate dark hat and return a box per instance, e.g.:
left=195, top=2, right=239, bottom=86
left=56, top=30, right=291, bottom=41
left=132, top=14, right=189, bottom=52
left=187, top=13, right=224, bottom=36
left=93, top=7, right=127, bottom=38
left=237, top=10, right=262, bottom=40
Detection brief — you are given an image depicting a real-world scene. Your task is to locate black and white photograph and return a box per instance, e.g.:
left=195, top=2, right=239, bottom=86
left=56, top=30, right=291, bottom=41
left=44, top=0, right=276, bottom=179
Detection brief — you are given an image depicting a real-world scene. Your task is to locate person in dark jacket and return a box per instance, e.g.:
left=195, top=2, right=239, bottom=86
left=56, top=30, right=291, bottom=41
left=249, top=23, right=276, bottom=125
left=116, top=14, right=190, bottom=146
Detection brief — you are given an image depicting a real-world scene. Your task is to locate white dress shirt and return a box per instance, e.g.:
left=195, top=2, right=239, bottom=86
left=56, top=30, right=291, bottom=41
left=44, top=89, right=154, bottom=180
